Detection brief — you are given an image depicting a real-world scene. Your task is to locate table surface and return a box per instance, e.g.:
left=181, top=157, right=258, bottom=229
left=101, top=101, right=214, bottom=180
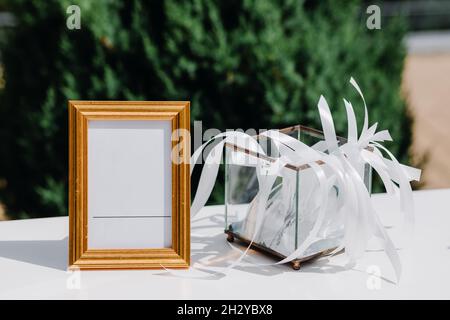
left=0, top=189, right=449, bottom=299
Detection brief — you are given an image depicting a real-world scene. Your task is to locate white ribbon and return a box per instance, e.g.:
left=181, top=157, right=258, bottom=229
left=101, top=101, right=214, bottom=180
left=168, top=76, right=421, bottom=282
left=320, top=77, right=420, bottom=281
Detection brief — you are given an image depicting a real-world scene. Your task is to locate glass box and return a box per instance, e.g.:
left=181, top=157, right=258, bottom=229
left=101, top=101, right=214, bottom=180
left=224, top=125, right=372, bottom=269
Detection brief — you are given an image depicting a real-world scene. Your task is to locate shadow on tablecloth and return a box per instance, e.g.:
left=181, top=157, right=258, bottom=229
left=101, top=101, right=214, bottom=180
left=0, top=237, right=68, bottom=271
left=184, top=213, right=397, bottom=284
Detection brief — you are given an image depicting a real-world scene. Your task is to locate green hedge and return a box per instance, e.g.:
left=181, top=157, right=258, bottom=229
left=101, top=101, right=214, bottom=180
left=0, top=0, right=410, bottom=219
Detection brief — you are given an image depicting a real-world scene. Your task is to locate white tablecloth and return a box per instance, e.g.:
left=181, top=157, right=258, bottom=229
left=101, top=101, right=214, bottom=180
left=0, top=189, right=449, bottom=299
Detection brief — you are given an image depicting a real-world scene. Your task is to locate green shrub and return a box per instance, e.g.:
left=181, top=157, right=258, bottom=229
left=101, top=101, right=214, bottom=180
left=0, top=0, right=410, bottom=218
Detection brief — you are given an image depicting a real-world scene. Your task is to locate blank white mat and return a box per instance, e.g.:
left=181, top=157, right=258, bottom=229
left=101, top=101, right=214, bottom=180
left=87, top=120, right=172, bottom=249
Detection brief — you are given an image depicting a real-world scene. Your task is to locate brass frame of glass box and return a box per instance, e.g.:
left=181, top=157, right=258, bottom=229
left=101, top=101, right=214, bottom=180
left=224, top=124, right=371, bottom=270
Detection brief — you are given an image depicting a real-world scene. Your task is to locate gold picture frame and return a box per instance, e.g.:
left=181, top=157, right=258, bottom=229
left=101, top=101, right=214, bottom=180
left=68, top=101, right=190, bottom=270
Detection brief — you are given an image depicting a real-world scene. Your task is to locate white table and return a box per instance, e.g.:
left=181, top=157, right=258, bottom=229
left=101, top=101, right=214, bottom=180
left=0, top=189, right=449, bottom=299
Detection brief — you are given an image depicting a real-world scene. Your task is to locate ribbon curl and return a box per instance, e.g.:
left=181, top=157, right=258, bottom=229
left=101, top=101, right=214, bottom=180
left=185, top=77, right=421, bottom=282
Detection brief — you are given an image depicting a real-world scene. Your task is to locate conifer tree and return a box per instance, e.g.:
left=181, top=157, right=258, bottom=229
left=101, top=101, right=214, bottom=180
left=0, top=0, right=410, bottom=218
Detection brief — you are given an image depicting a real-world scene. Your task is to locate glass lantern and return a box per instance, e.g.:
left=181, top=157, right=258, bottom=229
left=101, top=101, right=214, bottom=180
left=224, top=125, right=372, bottom=269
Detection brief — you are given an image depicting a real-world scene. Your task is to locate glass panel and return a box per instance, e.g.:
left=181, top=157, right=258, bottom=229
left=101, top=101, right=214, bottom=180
left=224, top=125, right=372, bottom=260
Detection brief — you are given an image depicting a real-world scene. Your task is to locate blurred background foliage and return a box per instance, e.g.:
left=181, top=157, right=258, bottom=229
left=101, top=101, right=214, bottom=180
left=0, top=0, right=411, bottom=219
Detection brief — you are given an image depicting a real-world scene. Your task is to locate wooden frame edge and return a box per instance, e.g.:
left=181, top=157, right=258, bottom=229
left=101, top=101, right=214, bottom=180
left=68, top=101, right=190, bottom=270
